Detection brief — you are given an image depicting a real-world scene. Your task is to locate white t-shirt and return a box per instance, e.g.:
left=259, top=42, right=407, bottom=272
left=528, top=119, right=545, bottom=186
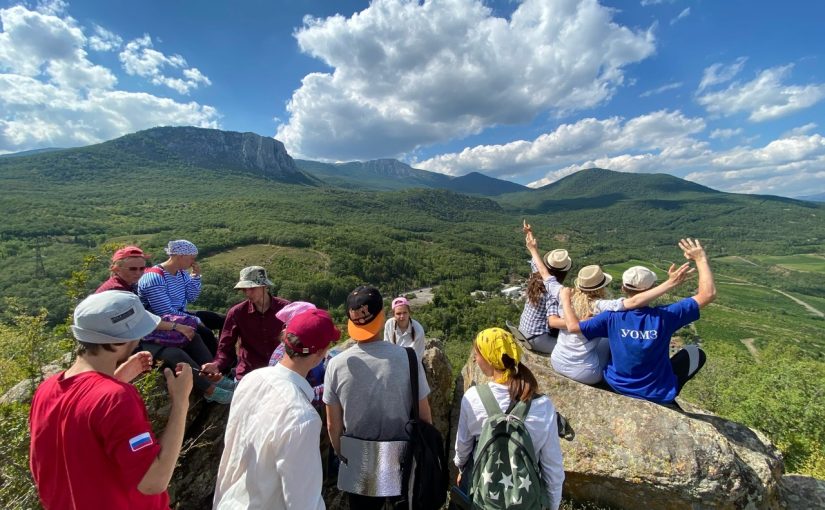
left=453, top=383, right=564, bottom=510
left=383, top=318, right=426, bottom=360
left=213, top=364, right=324, bottom=510
left=552, top=298, right=624, bottom=370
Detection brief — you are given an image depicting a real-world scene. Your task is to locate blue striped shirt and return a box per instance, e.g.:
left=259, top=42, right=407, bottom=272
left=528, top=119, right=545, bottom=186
left=137, top=266, right=201, bottom=318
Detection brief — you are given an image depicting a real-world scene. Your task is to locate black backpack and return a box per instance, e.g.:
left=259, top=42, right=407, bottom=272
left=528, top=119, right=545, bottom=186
left=401, top=348, right=449, bottom=510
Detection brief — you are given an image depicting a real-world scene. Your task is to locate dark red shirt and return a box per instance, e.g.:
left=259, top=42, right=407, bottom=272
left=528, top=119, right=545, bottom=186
left=214, top=295, right=290, bottom=379
left=95, top=275, right=135, bottom=294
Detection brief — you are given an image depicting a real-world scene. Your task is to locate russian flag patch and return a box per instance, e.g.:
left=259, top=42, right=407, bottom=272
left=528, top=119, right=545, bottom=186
left=128, top=432, right=153, bottom=452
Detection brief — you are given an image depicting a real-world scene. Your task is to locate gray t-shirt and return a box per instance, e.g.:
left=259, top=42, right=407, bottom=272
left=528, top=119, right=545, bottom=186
left=323, top=340, right=430, bottom=441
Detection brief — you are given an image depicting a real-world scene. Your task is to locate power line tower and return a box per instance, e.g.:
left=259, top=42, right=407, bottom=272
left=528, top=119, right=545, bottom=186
left=33, top=239, right=47, bottom=278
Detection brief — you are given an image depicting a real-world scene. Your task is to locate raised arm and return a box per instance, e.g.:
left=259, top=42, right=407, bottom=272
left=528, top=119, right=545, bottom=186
left=621, top=262, right=694, bottom=310
left=525, top=231, right=551, bottom=281
left=679, top=238, right=716, bottom=308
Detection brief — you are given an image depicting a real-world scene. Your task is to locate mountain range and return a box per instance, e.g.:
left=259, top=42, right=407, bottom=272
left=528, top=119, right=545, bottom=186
left=1, top=125, right=812, bottom=205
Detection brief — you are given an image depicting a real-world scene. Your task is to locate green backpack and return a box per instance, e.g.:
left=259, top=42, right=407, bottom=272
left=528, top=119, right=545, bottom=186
left=469, top=384, right=550, bottom=510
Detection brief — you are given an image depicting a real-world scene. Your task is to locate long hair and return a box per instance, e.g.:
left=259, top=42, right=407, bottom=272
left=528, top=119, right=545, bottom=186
left=500, top=353, right=539, bottom=403
left=549, top=267, right=569, bottom=285
left=525, top=272, right=546, bottom=306
left=571, top=287, right=607, bottom=319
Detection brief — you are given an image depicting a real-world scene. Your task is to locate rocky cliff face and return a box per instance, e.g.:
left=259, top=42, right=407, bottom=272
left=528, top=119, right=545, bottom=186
left=108, top=126, right=314, bottom=184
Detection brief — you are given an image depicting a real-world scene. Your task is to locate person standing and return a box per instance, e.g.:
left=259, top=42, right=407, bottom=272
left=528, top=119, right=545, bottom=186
left=324, top=286, right=432, bottom=510
left=29, top=291, right=192, bottom=510
left=383, top=296, right=426, bottom=360
left=213, top=309, right=340, bottom=509
left=454, top=328, right=564, bottom=510
left=201, top=266, right=290, bottom=382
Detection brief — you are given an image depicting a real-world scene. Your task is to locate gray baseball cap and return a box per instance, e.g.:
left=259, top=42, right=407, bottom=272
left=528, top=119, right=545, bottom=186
left=71, top=291, right=160, bottom=344
left=234, top=266, right=274, bottom=289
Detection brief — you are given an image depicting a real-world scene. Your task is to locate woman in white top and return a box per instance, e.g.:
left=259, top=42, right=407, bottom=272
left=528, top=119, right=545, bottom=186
left=383, top=296, right=426, bottom=360
left=454, top=327, right=564, bottom=510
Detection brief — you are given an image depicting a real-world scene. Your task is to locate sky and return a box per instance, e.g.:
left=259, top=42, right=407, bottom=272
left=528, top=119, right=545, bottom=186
left=1, top=0, right=824, bottom=198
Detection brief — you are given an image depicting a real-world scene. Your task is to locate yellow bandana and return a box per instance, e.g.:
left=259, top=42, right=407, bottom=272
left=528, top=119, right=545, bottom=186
left=475, top=327, right=522, bottom=383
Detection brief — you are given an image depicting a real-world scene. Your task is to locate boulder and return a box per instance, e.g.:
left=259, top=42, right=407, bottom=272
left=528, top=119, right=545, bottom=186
left=779, top=475, right=825, bottom=510
left=459, top=349, right=785, bottom=510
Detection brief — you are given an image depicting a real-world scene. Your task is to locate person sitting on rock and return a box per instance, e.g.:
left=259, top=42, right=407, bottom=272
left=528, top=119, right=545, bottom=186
left=560, top=238, right=716, bottom=404
left=454, top=327, right=564, bottom=510
left=201, top=266, right=290, bottom=384
left=519, top=220, right=570, bottom=354
left=549, top=259, right=693, bottom=385
left=95, top=246, right=230, bottom=405
left=137, top=239, right=223, bottom=355
left=213, top=309, right=340, bottom=510
left=383, top=296, right=426, bottom=360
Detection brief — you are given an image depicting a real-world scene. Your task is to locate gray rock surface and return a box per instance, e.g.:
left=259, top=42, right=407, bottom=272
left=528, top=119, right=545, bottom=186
left=459, top=348, right=786, bottom=510
left=779, top=475, right=825, bottom=510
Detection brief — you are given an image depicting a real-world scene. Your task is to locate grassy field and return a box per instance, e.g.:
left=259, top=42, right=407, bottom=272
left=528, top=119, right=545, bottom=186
left=725, top=253, right=825, bottom=273
left=201, top=244, right=330, bottom=277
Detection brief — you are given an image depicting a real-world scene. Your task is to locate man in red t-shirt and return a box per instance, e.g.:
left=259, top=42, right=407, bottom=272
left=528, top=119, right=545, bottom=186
left=29, top=291, right=193, bottom=510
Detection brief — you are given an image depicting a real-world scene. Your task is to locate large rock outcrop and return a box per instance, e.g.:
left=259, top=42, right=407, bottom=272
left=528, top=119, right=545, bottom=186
left=459, top=348, right=785, bottom=510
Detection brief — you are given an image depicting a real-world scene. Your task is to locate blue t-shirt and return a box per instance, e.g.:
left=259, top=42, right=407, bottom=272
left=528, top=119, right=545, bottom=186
left=580, top=297, right=700, bottom=404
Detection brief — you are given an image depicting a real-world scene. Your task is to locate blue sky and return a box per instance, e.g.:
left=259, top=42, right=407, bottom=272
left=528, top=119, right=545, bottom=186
left=1, top=0, right=824, bottom=197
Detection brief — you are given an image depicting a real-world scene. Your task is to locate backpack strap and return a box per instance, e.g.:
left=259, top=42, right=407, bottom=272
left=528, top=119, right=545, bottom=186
left=508, top=398, right=532, bottom=422
left=475, top=383, right=504, bottom=419
left=144, top=265, right=164, bottom=276
left=405, top=347, right=419, bottom=420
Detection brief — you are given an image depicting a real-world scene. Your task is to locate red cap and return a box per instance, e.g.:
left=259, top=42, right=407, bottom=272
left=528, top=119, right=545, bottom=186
left=284, top=309, right=340, bottom=354
left=112, top=246, right=149, bottom=262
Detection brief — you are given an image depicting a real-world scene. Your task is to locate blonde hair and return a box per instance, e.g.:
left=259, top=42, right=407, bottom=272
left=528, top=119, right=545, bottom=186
left=571, top=287, right=607, bottom=319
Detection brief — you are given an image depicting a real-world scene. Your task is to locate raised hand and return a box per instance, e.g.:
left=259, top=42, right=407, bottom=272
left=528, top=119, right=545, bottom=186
left=522, top=219, right=532, bottom=234
left=679, top=238, right=707, bottom=261
left=666, top=262, right=695, bottom=286
left=525, top=231, right=538, bottom=251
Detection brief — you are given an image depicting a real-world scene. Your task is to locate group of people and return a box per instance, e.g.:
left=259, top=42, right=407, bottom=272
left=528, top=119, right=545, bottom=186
left=518, top=221, right=716, bottom=405
left=28, top=223, right=716, bottom=509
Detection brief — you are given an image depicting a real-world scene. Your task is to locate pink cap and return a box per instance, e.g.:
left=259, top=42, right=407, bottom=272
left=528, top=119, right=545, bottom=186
left=391, top=297, right=409, bottom=310
left=112, top=246, right=149, bottom=262
left=276, top=301, right=317, bottom=325
left=284, top=309, right=340, bottom=354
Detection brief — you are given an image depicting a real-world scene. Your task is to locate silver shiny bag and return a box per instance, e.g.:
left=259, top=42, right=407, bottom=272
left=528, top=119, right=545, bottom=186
left=337, top=435, right=409, bottom=497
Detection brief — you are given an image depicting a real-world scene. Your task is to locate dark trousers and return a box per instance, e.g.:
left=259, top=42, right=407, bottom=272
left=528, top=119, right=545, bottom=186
left=139, top=335, right=213, bottom=392
left=670, top=345, right=707, bottom=394
left=194, top=310, right=226, bottom=356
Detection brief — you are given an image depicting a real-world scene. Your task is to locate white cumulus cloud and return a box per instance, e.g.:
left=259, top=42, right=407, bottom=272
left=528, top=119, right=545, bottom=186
left=88, top=24, right=122, bottom=51
left=276, top=0, right=655, bottom=160
left=0, top=4, right=219, bottom=153
left=415, top=109, right=705, bottom=179
left=119, top=34, right=211, bottom=94
left=697, top=64, right=825, bottom=122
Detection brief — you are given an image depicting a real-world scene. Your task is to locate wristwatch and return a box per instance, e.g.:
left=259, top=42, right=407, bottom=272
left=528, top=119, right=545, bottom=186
left=172, top=323, right=177, bottom=331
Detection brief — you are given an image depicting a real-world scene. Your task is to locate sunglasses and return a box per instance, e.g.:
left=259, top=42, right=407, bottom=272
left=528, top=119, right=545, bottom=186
left=125, top=266, right=146, bottom=272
